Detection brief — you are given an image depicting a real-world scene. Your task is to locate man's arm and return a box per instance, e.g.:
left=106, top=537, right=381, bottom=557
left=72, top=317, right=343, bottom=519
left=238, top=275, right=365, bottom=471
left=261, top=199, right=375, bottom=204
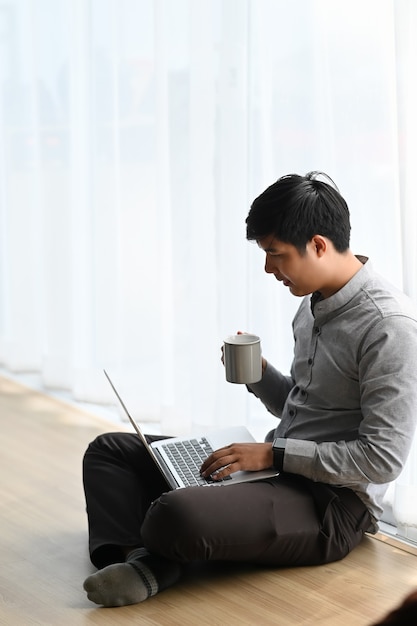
left=247, top=361, right=294, bottom=417
left=282, top=315, right=417, bottom=487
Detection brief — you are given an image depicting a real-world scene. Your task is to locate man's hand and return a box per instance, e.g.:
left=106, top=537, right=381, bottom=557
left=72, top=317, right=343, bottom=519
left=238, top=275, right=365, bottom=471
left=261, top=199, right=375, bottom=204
left=200, top=442, right=273, bottom=481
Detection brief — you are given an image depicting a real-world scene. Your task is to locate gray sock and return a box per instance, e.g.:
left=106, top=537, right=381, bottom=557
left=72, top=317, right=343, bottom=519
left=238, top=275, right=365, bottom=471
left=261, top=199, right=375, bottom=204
left=83, top=548, right=181, bottom=607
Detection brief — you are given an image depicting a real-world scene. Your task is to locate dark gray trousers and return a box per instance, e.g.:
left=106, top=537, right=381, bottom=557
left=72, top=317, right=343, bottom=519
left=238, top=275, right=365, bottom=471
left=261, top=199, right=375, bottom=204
left=82, top=432, right=371, bottom=570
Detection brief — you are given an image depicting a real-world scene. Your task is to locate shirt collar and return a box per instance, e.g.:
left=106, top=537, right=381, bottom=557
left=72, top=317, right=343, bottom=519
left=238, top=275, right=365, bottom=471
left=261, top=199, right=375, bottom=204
left=310, top=256, right=370, bottom=317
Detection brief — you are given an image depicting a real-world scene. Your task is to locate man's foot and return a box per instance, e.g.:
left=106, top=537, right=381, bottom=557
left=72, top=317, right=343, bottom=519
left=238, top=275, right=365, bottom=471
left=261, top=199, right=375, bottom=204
left=83, top=548, right=182, bottom=607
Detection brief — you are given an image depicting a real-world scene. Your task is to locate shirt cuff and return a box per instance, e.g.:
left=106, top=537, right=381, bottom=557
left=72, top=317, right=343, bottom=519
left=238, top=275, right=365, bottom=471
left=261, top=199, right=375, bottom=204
left=283, top=438, right=316, bottom=474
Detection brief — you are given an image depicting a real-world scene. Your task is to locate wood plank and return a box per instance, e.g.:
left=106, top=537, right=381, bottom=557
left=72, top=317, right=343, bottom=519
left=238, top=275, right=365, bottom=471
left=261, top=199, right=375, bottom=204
left=0, top=375, right=416, bottom=625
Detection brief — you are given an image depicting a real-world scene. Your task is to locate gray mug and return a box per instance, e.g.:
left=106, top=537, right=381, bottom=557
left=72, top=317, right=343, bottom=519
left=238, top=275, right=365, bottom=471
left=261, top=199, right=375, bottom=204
left=223, top=334, right=262, bottom=384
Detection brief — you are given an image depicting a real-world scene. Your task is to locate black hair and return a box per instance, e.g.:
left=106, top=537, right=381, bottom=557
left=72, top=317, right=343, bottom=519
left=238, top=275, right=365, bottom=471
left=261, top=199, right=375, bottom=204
left=246, top=172, right=351, bottom=253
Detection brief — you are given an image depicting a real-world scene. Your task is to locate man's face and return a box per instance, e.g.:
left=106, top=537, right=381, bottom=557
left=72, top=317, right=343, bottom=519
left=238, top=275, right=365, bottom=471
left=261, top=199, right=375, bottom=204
left=257, top=235, right=322, bottom=297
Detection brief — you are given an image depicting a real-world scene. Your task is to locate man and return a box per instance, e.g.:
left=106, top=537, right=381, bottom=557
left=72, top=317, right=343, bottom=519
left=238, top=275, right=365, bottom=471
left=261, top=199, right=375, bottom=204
left=82, top=172, right=417, bottom=607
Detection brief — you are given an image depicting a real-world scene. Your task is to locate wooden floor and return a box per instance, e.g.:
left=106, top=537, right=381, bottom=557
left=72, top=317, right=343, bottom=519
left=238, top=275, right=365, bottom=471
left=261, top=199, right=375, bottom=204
left=1, top=376, right=416, bottom=626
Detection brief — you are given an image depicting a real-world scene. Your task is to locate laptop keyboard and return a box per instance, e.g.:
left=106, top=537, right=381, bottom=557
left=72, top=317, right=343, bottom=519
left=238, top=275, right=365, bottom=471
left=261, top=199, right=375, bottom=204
left=161, top=437, right=232, bottom=486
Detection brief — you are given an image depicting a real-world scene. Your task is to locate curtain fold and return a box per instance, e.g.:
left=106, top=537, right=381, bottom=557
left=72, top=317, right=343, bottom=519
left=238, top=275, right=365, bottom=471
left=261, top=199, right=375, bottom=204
left=0, top=0, right=416, bottom=536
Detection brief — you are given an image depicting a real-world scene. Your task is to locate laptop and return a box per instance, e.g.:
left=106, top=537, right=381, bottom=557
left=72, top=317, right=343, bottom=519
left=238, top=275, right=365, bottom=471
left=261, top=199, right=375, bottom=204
left=104, top=369, right=278, bottom=490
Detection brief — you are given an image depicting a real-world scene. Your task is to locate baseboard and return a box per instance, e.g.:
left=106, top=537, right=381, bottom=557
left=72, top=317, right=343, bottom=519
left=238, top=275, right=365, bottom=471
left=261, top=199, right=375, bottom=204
left=372, top=525, right=417, bottom=557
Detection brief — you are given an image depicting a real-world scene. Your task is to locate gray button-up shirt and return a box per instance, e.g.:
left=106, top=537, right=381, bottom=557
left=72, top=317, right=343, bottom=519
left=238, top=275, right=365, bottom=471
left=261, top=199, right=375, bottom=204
left=249, top=259, right=417, bottom=529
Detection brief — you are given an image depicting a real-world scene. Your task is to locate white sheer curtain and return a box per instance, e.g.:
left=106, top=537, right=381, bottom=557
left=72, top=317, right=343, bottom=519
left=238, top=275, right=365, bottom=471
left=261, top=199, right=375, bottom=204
left=0, top=0, right=416, bottom=539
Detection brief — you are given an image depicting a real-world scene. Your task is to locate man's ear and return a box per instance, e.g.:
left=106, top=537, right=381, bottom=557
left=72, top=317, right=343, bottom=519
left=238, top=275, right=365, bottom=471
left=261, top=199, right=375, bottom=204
left=311, top=235, right=327, bottom=257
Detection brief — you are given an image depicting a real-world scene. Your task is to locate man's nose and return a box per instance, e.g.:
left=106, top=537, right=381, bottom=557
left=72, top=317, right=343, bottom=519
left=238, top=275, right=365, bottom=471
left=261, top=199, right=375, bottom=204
left=265, top=255, right=276, bottom=274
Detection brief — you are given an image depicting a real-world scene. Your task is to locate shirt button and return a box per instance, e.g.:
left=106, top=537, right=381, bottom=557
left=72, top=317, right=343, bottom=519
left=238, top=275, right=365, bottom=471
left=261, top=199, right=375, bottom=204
left=289, top=409, right=295, bottom=417
left=308, top=358, right=313, bottom=365
left=314, top=327, right=320, bottom=334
